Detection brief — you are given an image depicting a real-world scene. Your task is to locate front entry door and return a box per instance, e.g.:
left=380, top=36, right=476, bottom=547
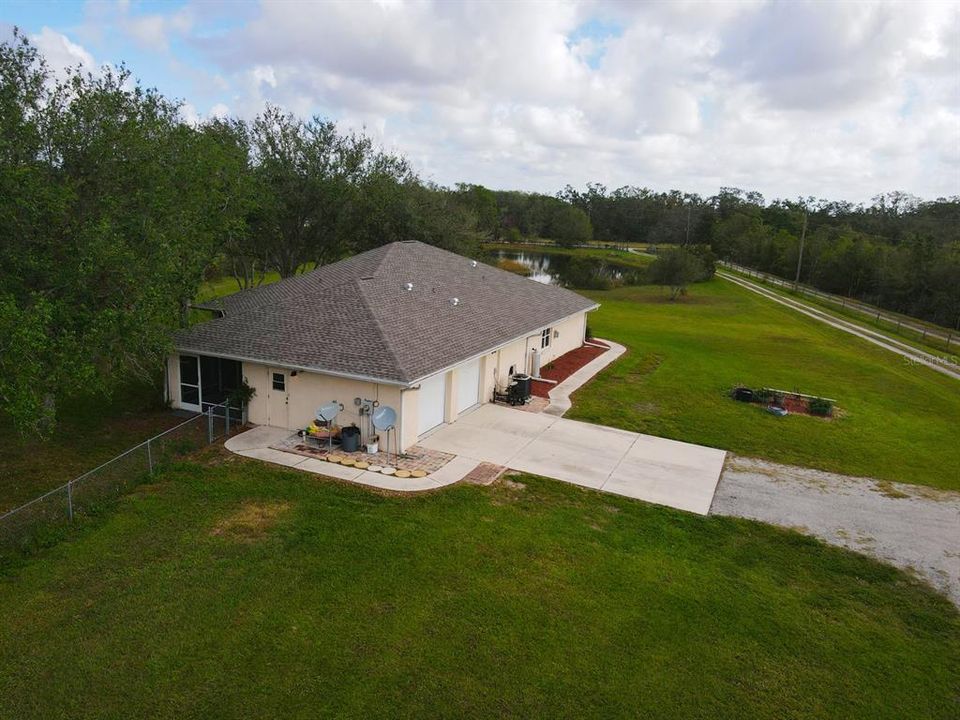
left=267, top=368, right=289, bottom=427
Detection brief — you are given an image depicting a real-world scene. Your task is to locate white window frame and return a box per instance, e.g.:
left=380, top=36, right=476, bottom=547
left=541, top=327, right=551, bottom=349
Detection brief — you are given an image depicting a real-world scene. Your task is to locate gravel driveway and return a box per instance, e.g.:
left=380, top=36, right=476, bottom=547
left=711, top=455, right=960, bottom=607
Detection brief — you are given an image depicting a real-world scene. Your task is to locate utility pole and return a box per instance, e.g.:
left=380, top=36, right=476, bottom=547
left=685, top=204, right=692, bottom=246
left=793, top=211, right=808, bottom=291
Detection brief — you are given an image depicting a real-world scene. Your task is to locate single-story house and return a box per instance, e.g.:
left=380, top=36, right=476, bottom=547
left=168, top=241, right=599, bottom=451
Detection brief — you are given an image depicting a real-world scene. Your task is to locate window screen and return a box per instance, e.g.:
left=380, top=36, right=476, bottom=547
left=541, top=328, right=551, bottom=349
left=272, top=373, right=285, bottom=391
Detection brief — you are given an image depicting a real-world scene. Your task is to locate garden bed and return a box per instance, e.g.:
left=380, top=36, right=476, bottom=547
left=531, top=341, right=609, bottom=398
left=731, top=385, right=835, bottom=418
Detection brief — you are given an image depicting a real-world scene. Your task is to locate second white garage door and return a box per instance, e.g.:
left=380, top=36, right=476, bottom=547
left=417, top=372, right=447, bottom=436
left=456, top=358, right=480, bottom=414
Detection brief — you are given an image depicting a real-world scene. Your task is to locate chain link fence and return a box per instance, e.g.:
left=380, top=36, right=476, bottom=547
left=0, top=403, right=242, bottom=553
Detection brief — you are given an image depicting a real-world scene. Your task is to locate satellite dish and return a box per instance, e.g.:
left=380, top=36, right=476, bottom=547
left=316, top=402, right=340, bottom=423
left=371, top=405, right=397, bottom=431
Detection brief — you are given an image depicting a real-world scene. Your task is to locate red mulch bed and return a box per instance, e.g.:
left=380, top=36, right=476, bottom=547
left=530, top=341, right=609, bottom=398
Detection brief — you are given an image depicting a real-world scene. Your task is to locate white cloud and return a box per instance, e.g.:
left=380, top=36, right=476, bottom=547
left=20, top=0, right=960, bottom=201
left=30, top=27, right=96, bottom=76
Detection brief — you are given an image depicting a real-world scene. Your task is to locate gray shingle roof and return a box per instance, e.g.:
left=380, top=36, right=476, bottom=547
left=176, top=241, right=598, bottom=385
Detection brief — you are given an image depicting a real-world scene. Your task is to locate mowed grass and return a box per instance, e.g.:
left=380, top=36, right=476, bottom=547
left=571, top=280, right=960, bottom=490
left=724, top=268, right=959, bottom=359
left=195, top=263, right=316, bottom=304
left=1, top=454, right=957, bottom=719
left=0, top=383, right=181, bottom=514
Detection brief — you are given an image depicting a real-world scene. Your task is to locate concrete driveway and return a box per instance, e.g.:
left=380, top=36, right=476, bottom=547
left=419, top=404, right=726, bottom=514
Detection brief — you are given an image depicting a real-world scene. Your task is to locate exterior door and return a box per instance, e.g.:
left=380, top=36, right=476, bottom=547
left=417, top=372, right=447, bottom=435
left=456, top=359, right=480, bottom=414
left=267, top=368, right=289, bottom=427
left=179, top=355, right=201, bottom=412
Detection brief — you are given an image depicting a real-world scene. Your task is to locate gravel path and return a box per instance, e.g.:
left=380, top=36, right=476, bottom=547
left=711, top=455, right=960, bottom=607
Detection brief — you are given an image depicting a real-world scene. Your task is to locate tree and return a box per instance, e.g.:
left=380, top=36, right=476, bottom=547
left=647, top=249, right=705, bottom=300
left=0, top=31, right=241, bottom=434
left=546, top=202, right=593, bottom=246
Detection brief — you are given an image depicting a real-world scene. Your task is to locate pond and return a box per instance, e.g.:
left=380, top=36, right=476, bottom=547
left=494, top=251, right=641, bottom=289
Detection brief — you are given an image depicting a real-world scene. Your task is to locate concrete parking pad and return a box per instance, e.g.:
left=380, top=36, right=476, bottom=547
left=418, top=405, right=557, bottom=465
left=422, top=404, right=726, bottom=514
left=509, top=418, right=636, bottom=490
left=225, top=405, right=727, bottom=512
left=605, top=435, right=727, bottom=514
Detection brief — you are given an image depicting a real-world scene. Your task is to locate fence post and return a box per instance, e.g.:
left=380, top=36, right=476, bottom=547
left=207, top=408, right=214, bottom=444
left=147, top=438, right=153, bottom=474
left=225, top=406, right=231, bottom=438
left=66, top=481, right=74, bottom=522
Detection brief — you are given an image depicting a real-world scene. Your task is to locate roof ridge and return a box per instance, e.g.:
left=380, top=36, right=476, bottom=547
left=354, top=275, right=412, bottom=382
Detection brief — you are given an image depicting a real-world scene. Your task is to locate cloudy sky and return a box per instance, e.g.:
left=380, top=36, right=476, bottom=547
left=4, top=0, right=959, bottom=202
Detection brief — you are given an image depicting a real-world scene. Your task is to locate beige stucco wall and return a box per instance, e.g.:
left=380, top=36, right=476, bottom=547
left=242, top=361, right=403, bottom=448
left=540, top=312, right=588, bottom=366
left=400, top=387, right=419, bottom=450
left=478, top=352, right=498, bottom=406
left=169, top=308, right=591, bottom=451
left=488, top=311, right=589, bottom=391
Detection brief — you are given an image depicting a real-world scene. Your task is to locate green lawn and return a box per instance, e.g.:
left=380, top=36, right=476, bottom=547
left=196, top=263, right=316, bottom=304
left=571, top=280, right=960, bottom=490
left=0, top=383, right=180, bottom=514
left=1, top=454, right=956, bottom=719
left=723, top=267, right=958, bottom=359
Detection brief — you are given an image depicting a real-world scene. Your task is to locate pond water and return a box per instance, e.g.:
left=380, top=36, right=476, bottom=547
left=495, top=251, right=638, bottom=289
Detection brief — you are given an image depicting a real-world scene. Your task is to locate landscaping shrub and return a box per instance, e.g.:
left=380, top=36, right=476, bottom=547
left=809, top=397, right=834, bottom=416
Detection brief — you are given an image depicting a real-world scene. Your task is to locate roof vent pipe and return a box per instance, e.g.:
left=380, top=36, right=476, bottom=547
left=404, top=282, right=413, bottom=291
left=450, top=297, right=460, bottom=306
left=470, top=260, right=478, bottom=267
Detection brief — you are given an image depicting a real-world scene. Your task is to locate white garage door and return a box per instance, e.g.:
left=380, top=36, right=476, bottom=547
left=417, top=372, right=447, bottom=435
left=456, top=358, right=481, bottom=414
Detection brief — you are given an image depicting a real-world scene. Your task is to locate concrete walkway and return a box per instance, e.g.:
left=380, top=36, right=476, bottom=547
left=420, top=404, right=726, bottom=515
left=713, top=455, right=960, bottom=607
left=224, top=426, right=480, bottom=492
left=544, top=339, right=626, bottom=416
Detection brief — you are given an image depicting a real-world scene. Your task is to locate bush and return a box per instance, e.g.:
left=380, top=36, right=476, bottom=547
left=753, top=388, right=774, bottom=403
left=809, top=397, right=833, bottom=416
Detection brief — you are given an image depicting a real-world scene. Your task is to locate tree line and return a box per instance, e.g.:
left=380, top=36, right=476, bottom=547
left=556, top=185, right=958, bottom=328
left=0, top=31, right=482, bottom=434
left=1, top=30, right=956, bottom=435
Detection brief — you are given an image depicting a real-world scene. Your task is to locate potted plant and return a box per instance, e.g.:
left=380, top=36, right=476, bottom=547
left=227, top=381, right=256, bottom=425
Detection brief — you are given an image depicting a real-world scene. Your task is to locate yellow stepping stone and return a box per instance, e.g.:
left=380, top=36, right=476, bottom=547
left=340, top=458, right=356, bottom=466
left=410, top=470, right=427, bottom=478
left=354, top=461, right=369, bottom=469
left=394, top=470, right=411, bottom=478
left=327, top=455, right=344, bottom=464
